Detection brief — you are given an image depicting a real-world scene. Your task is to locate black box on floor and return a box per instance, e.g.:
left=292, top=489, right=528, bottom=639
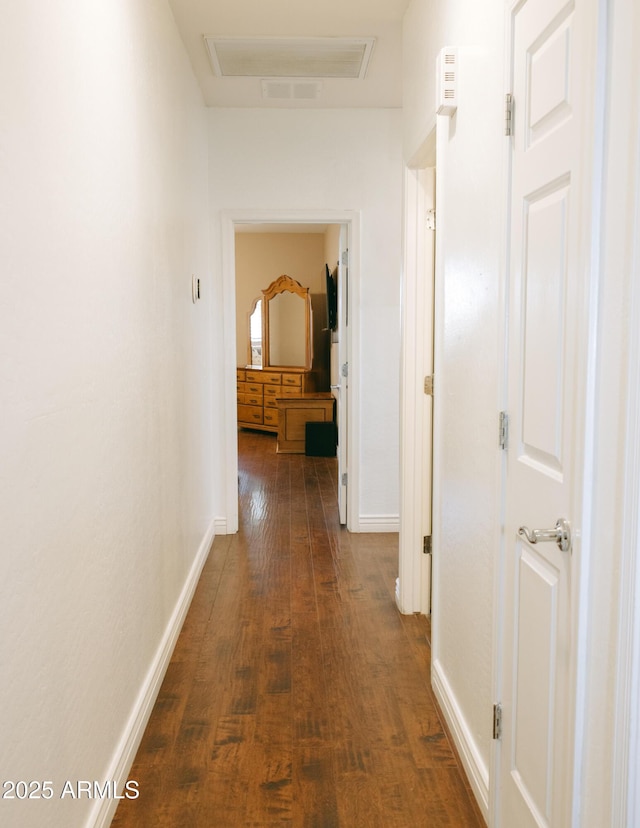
left=305, top=421, right=337, bottom=457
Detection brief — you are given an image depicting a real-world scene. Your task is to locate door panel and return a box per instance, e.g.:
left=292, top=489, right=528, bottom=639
left=499, top=0, right=596, bottom=823
left=512, top=542, right=561, bottom=823
left=521, top=181, right=569, bottom=474
left=528, top=9, right=573, bottom=145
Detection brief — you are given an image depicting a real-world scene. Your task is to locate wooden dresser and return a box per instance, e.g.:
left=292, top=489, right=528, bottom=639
left=236, top=366, right=318, bottom=433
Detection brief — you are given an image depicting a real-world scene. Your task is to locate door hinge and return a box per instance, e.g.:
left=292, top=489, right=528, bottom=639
left=423, top=535, right=432, bottom=554
left=341, top=249, right=349, bottom=266
left=493, top=703, right=503, bottom=740
left=426, top=208, right=436, bottom=231
left=424, top=375, right=434, bottom=396
left=341, top=362, right=348, bottom=378
left=342, top=473, right=348, bottom=486
left=505, top=93, right=514, bottom=136
left=499, top=411, right=509, bottom=450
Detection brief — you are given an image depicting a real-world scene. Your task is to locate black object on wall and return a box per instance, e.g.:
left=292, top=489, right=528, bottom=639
left=325, top=264, right=338, bottom=331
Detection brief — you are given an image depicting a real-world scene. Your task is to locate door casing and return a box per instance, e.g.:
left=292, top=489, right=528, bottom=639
left=220, top=209, right=360, bottom=533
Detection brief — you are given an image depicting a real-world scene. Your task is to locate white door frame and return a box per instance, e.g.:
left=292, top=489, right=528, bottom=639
left=398, top=159, right=436, bottom=615
left=220, top=209, right=361, bottom=534
left=598, top=0, right=640, bottom=822
left=614, top=230, right=640, bottom=827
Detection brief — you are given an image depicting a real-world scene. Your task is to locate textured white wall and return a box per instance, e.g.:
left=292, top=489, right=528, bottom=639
left=403, top=0, right=505, bottom=806
left=208, top=108, right=403, bottom=525
left=0, top=2, right=214, bottom=826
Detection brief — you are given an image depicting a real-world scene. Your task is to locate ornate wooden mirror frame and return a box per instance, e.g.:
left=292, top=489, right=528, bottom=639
left=261, top=275, right=312, bottom=369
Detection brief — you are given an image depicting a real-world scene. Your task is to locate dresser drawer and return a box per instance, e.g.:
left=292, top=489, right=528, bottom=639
left=245, top=382, right=263, bottom=396
left=264, top=396, right=278, bottom=409
left=245, top=392, right=263, bottom=406
left=278, top=387, right=302, bottom=398
left=237, top=404, right=263, bottom=425
left=263, top=409, right=279, bottom=428
left=236, top=368, right=246, bottom=382
left=246, top=370, right=282, bottom=385
left=281, top=373, right=302, bottom=387
left=264, top=385, right=279, bottom=399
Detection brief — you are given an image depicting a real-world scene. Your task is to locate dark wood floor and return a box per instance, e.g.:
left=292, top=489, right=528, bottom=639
left=111, top=429, right=484, bottom=827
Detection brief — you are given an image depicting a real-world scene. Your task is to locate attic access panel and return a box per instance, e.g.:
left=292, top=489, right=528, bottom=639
left=204, top=36, right=376, bottom=80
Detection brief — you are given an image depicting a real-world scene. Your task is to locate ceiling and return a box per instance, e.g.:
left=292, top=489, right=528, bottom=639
left=167, top=0, right=411, bottom=109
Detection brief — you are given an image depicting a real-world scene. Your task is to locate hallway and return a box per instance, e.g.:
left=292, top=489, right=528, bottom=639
left=111, top=430, right=483, bottom=827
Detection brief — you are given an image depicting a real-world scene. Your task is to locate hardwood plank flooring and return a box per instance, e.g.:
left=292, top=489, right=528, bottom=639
left=111, top=429, right=485, bottom=827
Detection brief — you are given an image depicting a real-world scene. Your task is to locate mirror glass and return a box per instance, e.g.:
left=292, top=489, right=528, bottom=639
left=267, top=291, right=306, bottom=366
left=249, top=300, right=262, bottom=367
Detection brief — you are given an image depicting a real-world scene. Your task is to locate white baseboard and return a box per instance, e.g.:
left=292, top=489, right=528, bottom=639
left=358, top=514, right=399, bottom=533
left=395, top=577, right=403, bottom=613
left=431, top=657, right=490, bottom=822
left=214, top=516, right=228, bottom=535
left=88, top=518, right=216, bottom=828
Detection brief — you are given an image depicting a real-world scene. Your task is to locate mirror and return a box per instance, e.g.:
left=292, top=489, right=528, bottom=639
left=248, top=299, right=262, bottom=367
left=267, top=291, right=306, bottom=366
left=250, top=275, right=312, bottom=369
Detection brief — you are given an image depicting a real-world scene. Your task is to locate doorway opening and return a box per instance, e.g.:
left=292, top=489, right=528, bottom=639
left=220, top=211, right=359, bottom=535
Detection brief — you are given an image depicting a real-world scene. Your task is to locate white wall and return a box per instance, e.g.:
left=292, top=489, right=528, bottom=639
left=208, top=108, right=403, bottom=527
left=0, top=3, right=214, bottom=827
left=403, top=0, right=505, bottom=814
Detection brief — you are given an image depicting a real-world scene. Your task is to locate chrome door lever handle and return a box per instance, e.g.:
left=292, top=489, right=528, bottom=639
left=518, top=518, right=571, bottom=553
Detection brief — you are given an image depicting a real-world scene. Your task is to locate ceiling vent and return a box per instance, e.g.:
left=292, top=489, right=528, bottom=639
left=204, top=36, right=375, bottom=80
left=261, top=80, right=323, bottom=101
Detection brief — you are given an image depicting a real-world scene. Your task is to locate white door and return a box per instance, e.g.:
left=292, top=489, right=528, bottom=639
left=499, top=0, right=598, bottom=824
left=335, top=226, right=349, bottom=525
left=398, top=164, right=436, bottom=614
left=420, top=169, right=435, bottom=613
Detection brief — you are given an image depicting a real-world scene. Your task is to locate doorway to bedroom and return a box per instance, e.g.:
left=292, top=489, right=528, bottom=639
left=221, top=214, right=357, bottom=534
